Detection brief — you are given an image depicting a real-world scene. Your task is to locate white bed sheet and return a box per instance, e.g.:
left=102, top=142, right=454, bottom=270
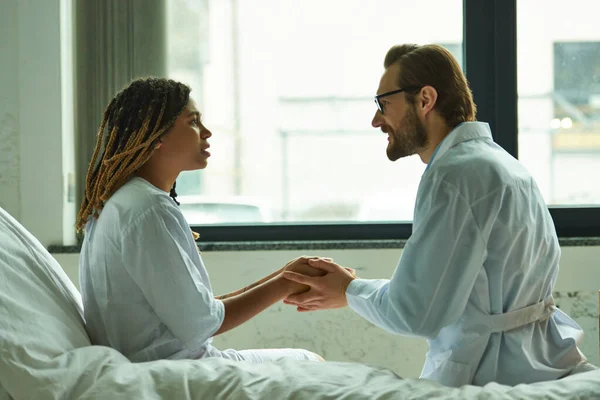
left=9, top=345, right=595, bottom=400
left=1, top=205, right=599, bottom=399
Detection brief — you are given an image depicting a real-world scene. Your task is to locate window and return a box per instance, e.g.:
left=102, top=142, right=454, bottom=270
left=167, top=0, right=463, bottom=226
left=69, top=0, right=600, bottom=241
left=517, top=0, right=600, bottom=206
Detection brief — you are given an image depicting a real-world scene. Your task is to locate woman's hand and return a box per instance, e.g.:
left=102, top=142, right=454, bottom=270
left=215, top=256, right=322, bottom=300
left=282, top=258, right=356, bottom=311
left=278, top=256, right=327, bottom=295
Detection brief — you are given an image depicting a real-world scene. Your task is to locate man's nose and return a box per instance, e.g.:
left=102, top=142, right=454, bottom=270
left=372, top=111, right=383, bottom=128
left=201, top=128, right=212, bottom=139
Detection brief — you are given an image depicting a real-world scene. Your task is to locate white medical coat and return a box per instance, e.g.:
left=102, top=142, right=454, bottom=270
left=346, top=122, right=586, bottom=387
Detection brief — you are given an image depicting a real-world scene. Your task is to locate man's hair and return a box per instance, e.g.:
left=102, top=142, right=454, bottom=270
left=76, top=77, right=191, bottom=232
left=384, top=44, right=476, bottom=127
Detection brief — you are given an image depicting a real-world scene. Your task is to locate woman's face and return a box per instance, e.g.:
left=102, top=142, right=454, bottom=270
left=158, top=98, right=212, bottom=171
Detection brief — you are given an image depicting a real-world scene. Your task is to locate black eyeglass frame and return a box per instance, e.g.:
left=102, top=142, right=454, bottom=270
left=374, top=86, right=422, bottom=114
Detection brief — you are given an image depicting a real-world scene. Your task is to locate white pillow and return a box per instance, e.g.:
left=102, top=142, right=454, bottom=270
left=0, top=207, right=91, bottom=399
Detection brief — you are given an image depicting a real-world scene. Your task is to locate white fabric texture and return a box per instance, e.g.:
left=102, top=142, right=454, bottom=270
left=346, top=122, right=587, bottom=387
left=80, top=177, right=225, bottom=362
left=0, top=386, right=12, bottom=400
left=2, top=206, right=600, bottom=399
left=217, top=348, right=321, bottom=363
left=0, top=207, right=91, bottom=399
left=79, top=177, right=315, bottom=364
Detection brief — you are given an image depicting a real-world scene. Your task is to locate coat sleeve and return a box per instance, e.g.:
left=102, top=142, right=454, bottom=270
left=346, top=181, right=487, bottom=339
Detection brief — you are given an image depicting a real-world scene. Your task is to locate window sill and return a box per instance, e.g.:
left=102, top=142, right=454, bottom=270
left=48, top=237, right=600, bottom=253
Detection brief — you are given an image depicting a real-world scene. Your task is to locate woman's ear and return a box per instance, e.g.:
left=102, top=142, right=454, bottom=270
left=154, top=138, right=164, bottom=150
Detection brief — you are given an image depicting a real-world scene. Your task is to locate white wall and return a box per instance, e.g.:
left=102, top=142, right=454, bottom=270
left=0, top=0, right=76, bottom=247
left=53, top=246, right=600, bottom=377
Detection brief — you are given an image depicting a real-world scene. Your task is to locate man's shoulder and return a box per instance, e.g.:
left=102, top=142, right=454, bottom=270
left=426, top=140, right=534, bottom=200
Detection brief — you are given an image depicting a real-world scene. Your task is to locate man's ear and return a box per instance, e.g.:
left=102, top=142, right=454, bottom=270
left=418, top=86, right=438, bottom=116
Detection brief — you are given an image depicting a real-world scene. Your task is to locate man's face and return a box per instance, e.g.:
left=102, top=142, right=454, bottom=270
left=372, top=64, right=428, bottom=161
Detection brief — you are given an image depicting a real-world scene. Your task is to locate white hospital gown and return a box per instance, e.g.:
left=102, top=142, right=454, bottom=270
left=346, top=122, right=588, bottom=387
left=80, top=177, right=316, bottom=363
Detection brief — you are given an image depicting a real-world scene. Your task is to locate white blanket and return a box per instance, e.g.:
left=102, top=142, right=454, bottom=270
left=14, top=346, right=598, bottom=400
left=1, top=205, right=599, bottom=399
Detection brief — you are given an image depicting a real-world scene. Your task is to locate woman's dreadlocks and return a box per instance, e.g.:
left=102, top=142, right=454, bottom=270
left=76, top=78, right=190, bottom=232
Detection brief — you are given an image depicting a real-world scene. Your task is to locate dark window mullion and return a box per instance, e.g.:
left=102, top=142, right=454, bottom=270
left=190, top=223, right=413, bottom=242
left=549, top=207, right=600, bottom=237
left=464, top=0, right=518, bottom=158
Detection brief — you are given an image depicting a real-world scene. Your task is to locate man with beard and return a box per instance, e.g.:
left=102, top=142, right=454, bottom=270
left=282, top=44, right=594, bottom=387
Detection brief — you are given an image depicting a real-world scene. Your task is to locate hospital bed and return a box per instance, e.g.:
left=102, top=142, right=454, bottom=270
left=1, top=206, right=599, bottom=400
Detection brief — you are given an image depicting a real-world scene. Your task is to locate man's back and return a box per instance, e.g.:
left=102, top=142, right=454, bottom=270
left=417, top=122, right=585, bottom=386
left=345, top=122, right=586, bottom=387
left=432, top=128, right=560, bottom=312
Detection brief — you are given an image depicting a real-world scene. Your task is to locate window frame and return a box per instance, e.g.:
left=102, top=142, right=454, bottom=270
left=190, top=0, right=600, bottom=242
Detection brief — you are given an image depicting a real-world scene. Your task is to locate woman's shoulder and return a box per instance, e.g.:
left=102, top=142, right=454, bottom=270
left=102, top=178, right=180, bottom=227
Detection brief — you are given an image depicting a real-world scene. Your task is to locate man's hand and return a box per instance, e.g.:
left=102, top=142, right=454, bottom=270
left=279, top=256, right=327, bottom=295
left=282, top=258, right=356, bottom=312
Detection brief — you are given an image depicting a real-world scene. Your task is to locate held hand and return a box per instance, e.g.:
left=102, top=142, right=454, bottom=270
left=281, top=255, right=333, bottom=273
left=261, top=255, right=324, bottom=287
left=282, top=258, right=355, bottom=312
left=280, top=256, right=328, bottom=295
left=215, top=256, right=323, bottom=300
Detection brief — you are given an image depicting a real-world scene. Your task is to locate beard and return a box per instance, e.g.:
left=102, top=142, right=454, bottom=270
left=385, top=105, right=428, bottom=161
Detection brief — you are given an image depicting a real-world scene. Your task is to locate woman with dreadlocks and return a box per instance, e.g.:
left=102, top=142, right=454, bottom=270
left=77, top=78, right=324, bottom=363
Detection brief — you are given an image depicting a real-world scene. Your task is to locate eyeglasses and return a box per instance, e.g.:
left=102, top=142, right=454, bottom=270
left=374, top=86, right=421, bottom=114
